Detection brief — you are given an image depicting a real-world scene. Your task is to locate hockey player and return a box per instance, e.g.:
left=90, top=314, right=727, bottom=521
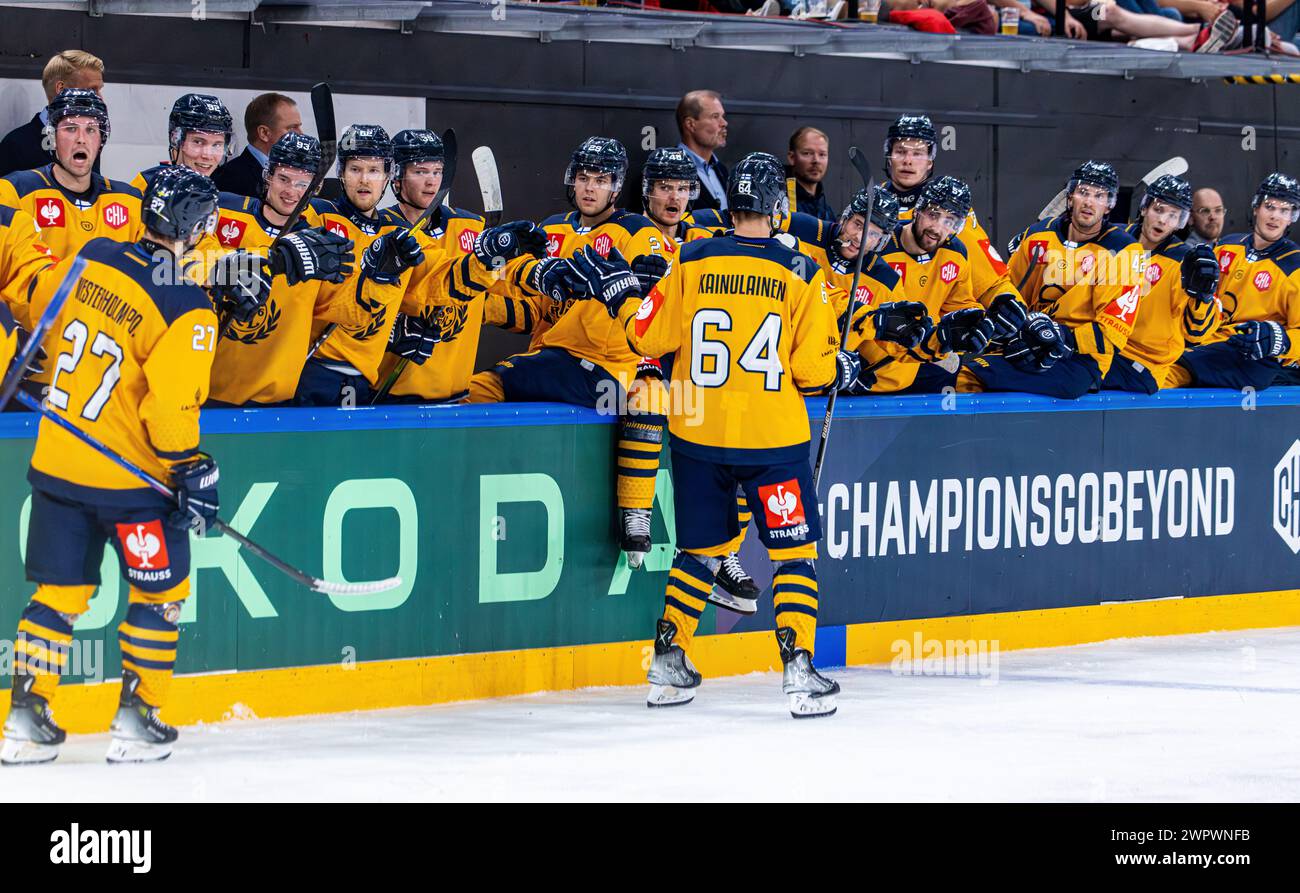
left=571, top=153, right=861, bottom=718
left=881, top=114, right=1025, bottom=313
left=0, top=88, right=142, bottom=261
left=190, top=132, right=372, bottom=407
left=1103, top=174, right=1221, bottom=392
left=1168, top=172, right=1300, bottom=391
left=1, top=167, right=223, bottom=765
left=0, top=204, right=56, bottom=328
left=958, top=161, right=1147, bottom=398
left=130, top=93, right=234, bottom=194
left=374, top=128, right=487, bottom=403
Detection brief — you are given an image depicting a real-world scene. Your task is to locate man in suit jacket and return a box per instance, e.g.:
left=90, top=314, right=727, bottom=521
left=676, top=90, right=729, bottom=213
left=213, top=92, right=303, bottom=197
left=0, top=50, right=104, bottom=178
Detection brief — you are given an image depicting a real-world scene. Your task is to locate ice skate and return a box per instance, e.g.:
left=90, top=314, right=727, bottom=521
left=777, top=627, right=839, bottom=719
left=1, top=675, right=65, bottom=766
left=106, top=670, right=177, bottom=764
left=708, top=552, right=759, bottom=615
left=647, top=619, right=701, bottom=707
left=620, top=507, right=652, bottom=569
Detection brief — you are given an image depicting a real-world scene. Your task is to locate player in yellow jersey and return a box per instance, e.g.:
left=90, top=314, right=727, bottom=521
left=959, top=162, right=1147, bottom=398
left=192, top=132, right=366, bottom=406
left=0, top=205, right=57, bottom=327
left=0, top=89, right=142, bottom=262
left=1168, top=173, right=1300, bottom=390
left=130, top=94, right=234, bottom=195
left=1104, top=175, right=1221, bottom=392
left=881, top=114, right=1025, bottom=312
left=375, top=128, right=487, bottom=403
left=571, top=154, right=860, bottom=718
left=2, top=168, right=223, bottom=765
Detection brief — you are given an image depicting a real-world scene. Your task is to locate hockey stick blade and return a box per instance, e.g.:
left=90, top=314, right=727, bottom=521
left=1038, top=188, right=1068, bottom=221
left=14, top=389, right=398, bottom=597
left=0, top=254, right=86, bottom=411
left=473, top=145, right=503, bottom=226
left=1141, top=156, right=1188, bottom=186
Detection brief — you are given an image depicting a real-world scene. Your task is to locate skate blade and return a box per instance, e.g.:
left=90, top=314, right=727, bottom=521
left=706, top=589, right=757, bottom=615
left=625, top=550, right=647, bottom=570
left=647, top=684, right=695, bottom=708
left=1, top=737, right=60, bottom=766
left=106, top=738, right=173, bottom=764
left=787, top=692, right=837, bottom=719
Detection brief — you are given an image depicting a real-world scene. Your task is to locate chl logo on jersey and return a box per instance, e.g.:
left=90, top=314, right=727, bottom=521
left=1254, top=270, right=1273, bottom=292
left=854, top=284, right=873, bottom=306
left=1146, top=261, right=1163, bottom=285
left=325, top=220, right=349, bottom=239
left=102, top=202, right=129, bottom=230
left=592, top=233, right=613, bottom=258
left=36, top=197, right=65, bottom=229
left=458, top=228, right=481, bottom=254
left=939, top=261, right=959, bottom=284
left=217, top=217, right=247, bottom=248
left=546, top=233, right=566, bottom=257
left=116, top=520, right=170, bottom=573
left=759, top=479, right=807, bottom=534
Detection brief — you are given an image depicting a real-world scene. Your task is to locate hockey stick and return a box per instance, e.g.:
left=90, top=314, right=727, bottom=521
left=1038, top=156, right=1188, bottom=220
left=364, top=130, right=461, bottom=403
left=219, top=82, right=336, bottom=341
left=812, top=146, right=872, bottom=490
left=13, top=389, right=400, bottom=596
left=473, top=145, right=503, bottom=227
left=0, top=255, right=87, bottom=412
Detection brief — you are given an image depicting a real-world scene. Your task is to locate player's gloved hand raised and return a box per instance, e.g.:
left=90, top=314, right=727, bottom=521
left=269, top=227, right=355, bottom=286
left=569, top=246, right=641, bottom=317
left=474, top=221, right=547, bottom=268
left=1005, top=312, right=1074, bottom=373
left=209, top=250, right=271, bottom=324
left=871, top=301, right=932, bottom=349
left=1229, top=320, right=1290, bottom=360
left=986, top=293, right=1030, bottom=340
left=834, top=350, right=862, bottom=394
left=1181, top=244, right=1220, bottom=303
left=630, top=254, right=670, bottom=295
left=934, top=307, right=996, bottom=355
left=527, top=256, right=585, bottom=302
left=386, top=312, right=438, bottom=365
left=169, top=452, right=219, bottom=533
left=362, top=229, right=425, bottom=285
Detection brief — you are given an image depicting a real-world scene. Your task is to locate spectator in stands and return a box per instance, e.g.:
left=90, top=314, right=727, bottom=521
left=1033, top=0, right=1237, bottom=50
left=0, top=50, right=104, bottom=178
left=1185, top=187, right=1225, bottom=247
left=991, top=0, right=1065, bottom=33
left=787, top=126, right=836, bottom=222
left=676, top=90, right=729, bottom=212
left=213, top=92, right=303, bottom=198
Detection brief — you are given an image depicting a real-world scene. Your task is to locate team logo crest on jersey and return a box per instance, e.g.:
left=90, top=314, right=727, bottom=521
left=939, top=261, right=959, bottom=284
left=888, top=261, right=906, bottom=284
left=592, top=233, right=613, bottom=258
left=1145, top=262, right=1163, bottom=285
left=633, top=287, right=664, bottom=338
left=36, top=197, right=65, bottom=229
left=546, top=233, right=565, bottom=257
left=217, top=217, right=247, bottom=247
left=116, top=521, right=170, bottom=573
left=977, top=239, right=1007, bottom=275
left=429, top=301, right=469, bottom=343
left=1217, top=250, right=1236, bottom=275
left=458, top=228, right=481, bottom=254
left=1254, top=270, right=1273, bottom=291
left=1102, top=285, right=1141, bottom=325
left=759, top=480, right=806, bottom=528
left=227, top=299, right=281, bottom=345
left=102, top=202, right=129, bottom=230
left=325, top=219, right=349, bottom=239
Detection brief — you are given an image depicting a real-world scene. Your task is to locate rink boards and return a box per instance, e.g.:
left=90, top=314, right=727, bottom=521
left=1, top=391, right=1298, bottom=730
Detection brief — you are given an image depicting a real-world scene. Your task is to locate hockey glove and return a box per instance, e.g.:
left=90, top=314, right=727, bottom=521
left=637, top=357, right=665, bottom=381
left=872, top=301, right=932, bottom=350
left=269, top=227, right=355, bottom=286
left=934, top=307, right=996, bottom=355
left=1181, top=243, right=1221, bottom=303
left=987, top=293, right=1030, bottom=340
left=209, top=251, right=271, bottom=324
left=11, top=329, right=46, bottom=377
left=362, top=230, right=425, bottom=286
left=527, top=256, right=584, bottom=302
left=169, top=452, right=220, bottom=533
left=386, top=312, right=438, bottom=365
left=1005, top=312, right=1073, bottom=373
left=569, top=246, right=641, bottom=318
left=473, top=221, right=547, bottom=268
left=630, top=254, right=670, bottom=295
left=834, top=350, right=862, bottom=394
left=1229, top=320, right=1290, bottom=361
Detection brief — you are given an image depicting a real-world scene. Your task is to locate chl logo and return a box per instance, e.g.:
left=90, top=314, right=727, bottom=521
left=1146, top=261, right=1163, bottom=285
left=1254, top=270, right=1273, bottom=292
left=1275, top=441, right=1300, bottom=554
left=592, top=233, right=613, bottom=258
left=546, top=233, right=565, bottom=257
left=102, top=202, right=129, bottom=230
left=116, top=520, right=170, bottom=571
left=854, top=284, right=873, bottom=306
left=759, top=479, right=806, bottom=528
left=459, top=228, right=480, bottom=254
left=939, top=261, right=958, bottom=284
left=325, top=220, right=349, bottom=239
left=217, top=217, right=246, bottom=247
left=36, top=197, right=65, bottom=228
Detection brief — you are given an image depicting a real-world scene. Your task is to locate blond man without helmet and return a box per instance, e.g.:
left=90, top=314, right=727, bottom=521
left=0, top=50, right=105, bottom=177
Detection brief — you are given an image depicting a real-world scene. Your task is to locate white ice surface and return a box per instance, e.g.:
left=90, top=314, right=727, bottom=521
left=5, top=627, right=1299, bottom=802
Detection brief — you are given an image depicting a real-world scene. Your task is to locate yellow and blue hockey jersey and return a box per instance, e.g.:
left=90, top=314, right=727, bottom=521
left=1209, top=233, right=1300, bottom=363
left=0, top=164, right=143, bottom=261
left=0, top=204, right=57, bottom=328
